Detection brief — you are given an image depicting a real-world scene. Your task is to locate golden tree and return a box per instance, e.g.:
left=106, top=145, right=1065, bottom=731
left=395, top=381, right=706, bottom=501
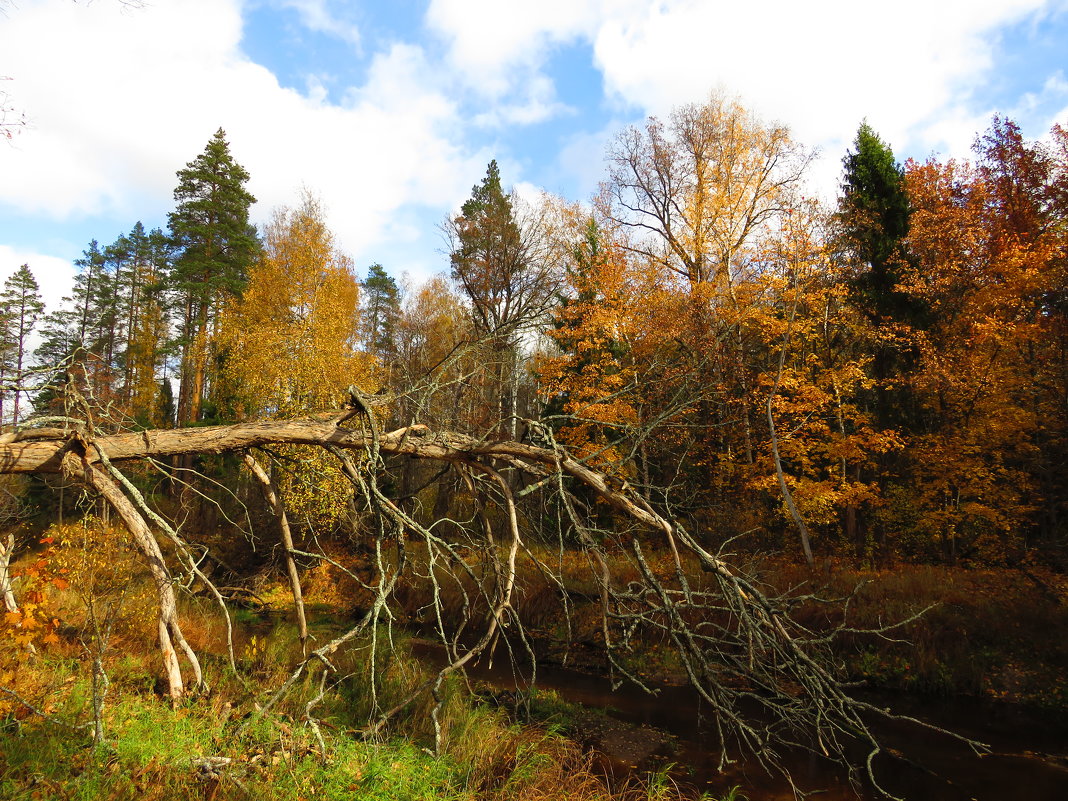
left=219, top=192, right=374, bottom=534
left=899, top=155, right=1049, bottom=561
left=600, top=91, right=811, bottom=495
left=219, top=192, right=372, bottom=418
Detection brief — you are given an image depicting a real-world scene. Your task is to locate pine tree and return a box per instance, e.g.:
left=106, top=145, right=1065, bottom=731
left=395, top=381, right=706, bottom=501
left=35, top=239, right=116, bottom=405
left=0, top=265, right=45, bottom=426
left=360, top=263, right=401, bottom=365
left=450, top=160, right=527, bottom=337
left=115, top=223, right=172, bottom=423
left=168, top=128, right=258, bottom=424
left=447, top=160, right=553, bottom=435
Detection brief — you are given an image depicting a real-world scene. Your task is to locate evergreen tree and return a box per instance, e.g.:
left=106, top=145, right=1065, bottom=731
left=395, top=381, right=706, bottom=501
left=114, top=222, right=173, bottom=422
left=450, top=160, right=527, bottom=337
left=838, top=123, right=927, bottom=431
left=0, top=265, right=45, bottom=426
left=35, top=239, right=115, bottom=404
left=360, top=263, right=401, bottom=365
left=447, top=160, right=553, bottom=435
left=838, top=122, right=914, bottom=325
left=168, top=127, right=258, bottom=424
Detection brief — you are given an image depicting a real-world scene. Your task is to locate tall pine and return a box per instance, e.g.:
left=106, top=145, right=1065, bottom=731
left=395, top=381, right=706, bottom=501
left=361, top=263, right=401, bottom=366
left=0, top=265, right=45, bottom=426
left=168, top=128, right=258, bottom=425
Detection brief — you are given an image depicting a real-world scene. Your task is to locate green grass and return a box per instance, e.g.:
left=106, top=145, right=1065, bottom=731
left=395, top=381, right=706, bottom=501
left=0, top=617, right=702, bottom=801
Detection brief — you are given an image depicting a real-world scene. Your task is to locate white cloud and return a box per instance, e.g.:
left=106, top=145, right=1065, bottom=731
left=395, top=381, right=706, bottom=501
left=0, top=247, right=76, bottom=319
left=0, top=0, right=484, bottom=281
left=3, top=0, right=1065, bottom=294
left=425, top=0, right=1061, bottom=196
left=471, top=75, right=573, bottom=128
left=425, top=0, right=605, bottom=96
left=589, top=0, right=1047, bottom=155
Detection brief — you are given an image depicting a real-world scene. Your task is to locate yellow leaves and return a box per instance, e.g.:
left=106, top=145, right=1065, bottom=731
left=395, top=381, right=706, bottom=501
left=271, top=445, right=352, bottom=532
left=44, top=517, right=157, bottom=637
left=219, top=192, right=374, bottom=420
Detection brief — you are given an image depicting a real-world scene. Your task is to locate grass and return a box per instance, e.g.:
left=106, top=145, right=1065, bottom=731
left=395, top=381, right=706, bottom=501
left=8, top=524, right=1065, bottom=800
left=751, top=556, right=1068, bottom=704
left=1, top=603, right=699, bottom=801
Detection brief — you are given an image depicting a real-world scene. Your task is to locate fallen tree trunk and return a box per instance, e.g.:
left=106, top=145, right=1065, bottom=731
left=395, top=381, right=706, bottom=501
left=59, top=449, right=203, bottom=699
left=0, top=416, right=726, bottom=562
left=0, top=409, right=982, bottom=794
left=242, top=452, right=308, bottom=652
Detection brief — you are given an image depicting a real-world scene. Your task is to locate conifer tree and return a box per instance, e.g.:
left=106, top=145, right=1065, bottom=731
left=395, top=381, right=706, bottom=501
left=447, top=160, right=554, bottom=435
left=360, top=263, right=401, bottom=365
left=109, top=222, right=173, bottom=423
left=838, top=122, right=927, bottom=431
left=838, top=122, right=915, bottom=326
left=0, top=265, right=45, bottom=426
left=168, top=128, right=258, bottom=424
left=35, top=239, right=116, bottom=404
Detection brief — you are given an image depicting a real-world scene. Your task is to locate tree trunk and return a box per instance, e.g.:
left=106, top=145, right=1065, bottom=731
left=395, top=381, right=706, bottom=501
left=243, top=452, right=308, bottom=652
left=60, top=450, right=202, bottom=700
left=1, top=533, right=18, bottom=614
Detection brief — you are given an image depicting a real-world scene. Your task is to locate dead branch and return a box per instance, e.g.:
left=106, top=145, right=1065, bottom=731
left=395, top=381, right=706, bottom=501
left=0, top=409, right=986, bottom=795
left=243, top=451, right=308, bottom=652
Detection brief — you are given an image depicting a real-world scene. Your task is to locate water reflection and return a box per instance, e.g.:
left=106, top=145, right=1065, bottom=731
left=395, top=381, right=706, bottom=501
left=411, top=639, right=1068, bottom=800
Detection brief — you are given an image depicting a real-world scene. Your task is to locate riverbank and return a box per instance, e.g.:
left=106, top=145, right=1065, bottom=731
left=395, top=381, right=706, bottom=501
left=380, top=544, right=1068, bottom=711
left=0, top=618, right=702, bottom=801
left=411, top=633, right=1068, bottom=801
left=5, top=542, right=1068, bottom=800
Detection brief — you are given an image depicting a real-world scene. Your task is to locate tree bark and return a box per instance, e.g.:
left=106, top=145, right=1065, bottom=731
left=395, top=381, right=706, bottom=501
left=1, top=533, right=18, bottom=614
left=59, top=449, right=202, bottom=700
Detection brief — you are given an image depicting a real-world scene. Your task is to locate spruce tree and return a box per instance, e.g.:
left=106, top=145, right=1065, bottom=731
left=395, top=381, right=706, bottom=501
left=838, top=123, right=927, bottom=430
left=167, top=128, right=258, bottom=424
left=838, top=122, right=913, bottom=323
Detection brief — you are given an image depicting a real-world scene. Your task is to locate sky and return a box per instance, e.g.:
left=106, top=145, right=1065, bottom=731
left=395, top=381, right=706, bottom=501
left=1, top=0, right=1067, bottom=316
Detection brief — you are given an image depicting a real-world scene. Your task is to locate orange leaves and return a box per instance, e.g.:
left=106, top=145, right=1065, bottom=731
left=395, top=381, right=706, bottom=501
left=218, top=191, right=374, bottom=419
left=1, top=537, right=63, bottom=657
left=892, top=132, right=1068, bottom=560
left=537, top=227, right=684, bottom=474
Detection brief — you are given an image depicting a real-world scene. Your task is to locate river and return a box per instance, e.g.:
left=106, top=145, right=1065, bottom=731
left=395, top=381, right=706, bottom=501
left=410, top=639, right=1068, bottom=800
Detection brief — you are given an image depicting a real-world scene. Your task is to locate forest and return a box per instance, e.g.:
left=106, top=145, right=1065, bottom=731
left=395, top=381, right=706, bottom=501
left=1, top=93, right=1067, bottom=800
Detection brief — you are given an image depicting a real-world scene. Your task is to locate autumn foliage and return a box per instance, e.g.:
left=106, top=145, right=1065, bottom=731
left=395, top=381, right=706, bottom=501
left=537, top=106, right=1068, bottom=566
left=3, top=101, right=1067, bottom=591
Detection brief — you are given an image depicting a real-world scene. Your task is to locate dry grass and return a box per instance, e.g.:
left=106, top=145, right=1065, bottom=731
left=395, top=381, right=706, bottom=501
left=746, top=556, right=1068, bottom=703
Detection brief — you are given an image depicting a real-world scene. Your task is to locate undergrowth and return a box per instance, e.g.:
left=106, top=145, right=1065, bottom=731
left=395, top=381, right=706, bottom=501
left=0, top=608, right=703, bottom=801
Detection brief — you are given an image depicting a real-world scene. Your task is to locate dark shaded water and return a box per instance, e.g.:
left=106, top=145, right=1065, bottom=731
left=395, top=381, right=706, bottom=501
left=410, top=639, right=1068, bottom=800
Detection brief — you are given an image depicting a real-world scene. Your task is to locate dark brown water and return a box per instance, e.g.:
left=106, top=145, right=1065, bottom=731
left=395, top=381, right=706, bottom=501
left=410, top=639, right=1068, bottom=800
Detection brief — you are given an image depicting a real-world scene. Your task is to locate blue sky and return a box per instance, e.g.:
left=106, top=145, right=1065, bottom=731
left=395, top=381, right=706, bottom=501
left=2, top=0, right=1067, bottom=315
